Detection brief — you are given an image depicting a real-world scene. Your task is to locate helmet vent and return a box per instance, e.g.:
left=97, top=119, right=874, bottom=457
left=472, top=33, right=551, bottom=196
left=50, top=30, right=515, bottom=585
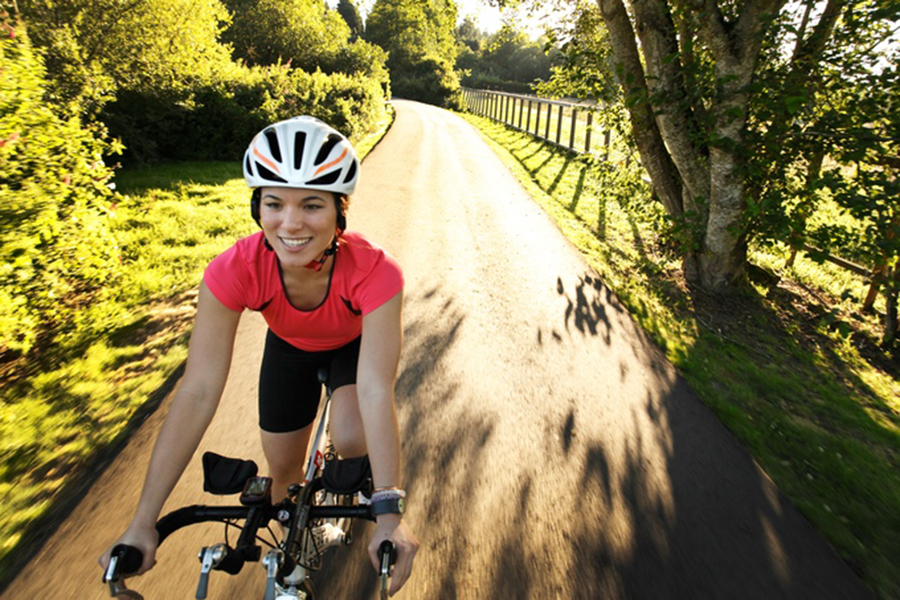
left=307, top=170, right=342, bottom=186
left=257, top=164, right=288, bottom=184
left=264, top=130, right=282, bottom=163
left=314, top=134, right=342, bottom=166
left=244, top=154, right=254, bottom=178
left=293, top=132, right=307, bottom=170
left=343, top=160, right=357, bottom=184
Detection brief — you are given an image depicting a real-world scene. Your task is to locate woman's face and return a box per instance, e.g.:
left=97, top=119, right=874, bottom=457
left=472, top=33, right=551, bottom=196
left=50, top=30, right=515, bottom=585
left=258, top=187, right=339, bottom=270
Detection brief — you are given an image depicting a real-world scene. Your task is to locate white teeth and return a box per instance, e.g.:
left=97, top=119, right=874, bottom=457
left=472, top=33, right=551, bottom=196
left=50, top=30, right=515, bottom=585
left=281, top=237, right=312, bottom=248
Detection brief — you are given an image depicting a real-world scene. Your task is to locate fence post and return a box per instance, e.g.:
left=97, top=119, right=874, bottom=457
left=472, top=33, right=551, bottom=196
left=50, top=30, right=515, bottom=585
left=585, top=111, right=593, bottom=153
left=545, top=103, right=551, bottom=139
left=604, top=130, right=611, bottom=159
left=556, top=105, right=563, bottom=145
left=535, top=102, right=541, bottom=137
left=570, top=108, right=577, bottom=150
left=526, top=100, right=532, bottom=132
left=517, top=98, right=523, bottom=129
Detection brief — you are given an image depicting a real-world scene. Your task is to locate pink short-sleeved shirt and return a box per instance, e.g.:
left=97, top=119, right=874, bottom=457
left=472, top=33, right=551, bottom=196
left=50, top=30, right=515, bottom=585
left=203, top=231, right=403, bottom=352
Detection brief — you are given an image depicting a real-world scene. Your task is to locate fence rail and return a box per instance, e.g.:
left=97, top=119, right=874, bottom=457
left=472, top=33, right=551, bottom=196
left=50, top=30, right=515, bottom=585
left=462, top=88, right=609, bottom=157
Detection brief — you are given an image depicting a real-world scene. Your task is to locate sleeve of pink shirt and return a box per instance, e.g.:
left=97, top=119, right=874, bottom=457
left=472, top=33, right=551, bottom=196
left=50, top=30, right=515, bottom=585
left=356, top=250, right=404, bottom=316
left=203, top=242, right=251, bottom=312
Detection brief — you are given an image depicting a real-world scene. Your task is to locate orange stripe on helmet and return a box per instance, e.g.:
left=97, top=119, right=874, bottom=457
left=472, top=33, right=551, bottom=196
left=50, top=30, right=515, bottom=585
left=253, top=147, right=281, bottom=176
left=313, top=148, right=348, bottom=177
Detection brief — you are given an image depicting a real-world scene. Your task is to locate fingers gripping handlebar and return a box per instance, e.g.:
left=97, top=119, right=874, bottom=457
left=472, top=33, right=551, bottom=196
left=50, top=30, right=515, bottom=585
left=103, top=544, right=144, bottom=598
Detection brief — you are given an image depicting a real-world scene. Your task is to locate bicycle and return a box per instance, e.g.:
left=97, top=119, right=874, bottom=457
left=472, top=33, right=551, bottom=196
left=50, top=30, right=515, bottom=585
left=103, top=367, right=397, bottom=600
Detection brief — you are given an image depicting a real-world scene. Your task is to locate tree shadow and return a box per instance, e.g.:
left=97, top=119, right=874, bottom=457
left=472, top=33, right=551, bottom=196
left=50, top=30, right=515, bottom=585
left=557, top=274, right=614, bottom=345
left=561, top=377, right=876, bottom=599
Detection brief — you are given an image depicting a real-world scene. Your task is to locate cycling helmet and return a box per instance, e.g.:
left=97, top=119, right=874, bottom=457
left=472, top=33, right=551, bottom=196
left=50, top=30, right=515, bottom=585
left=243, top=116, right=359, bottom=195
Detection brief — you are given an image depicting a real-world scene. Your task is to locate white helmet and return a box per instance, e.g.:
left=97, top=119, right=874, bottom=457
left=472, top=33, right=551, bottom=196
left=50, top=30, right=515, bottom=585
left=243, top=116, right=360, bottom=195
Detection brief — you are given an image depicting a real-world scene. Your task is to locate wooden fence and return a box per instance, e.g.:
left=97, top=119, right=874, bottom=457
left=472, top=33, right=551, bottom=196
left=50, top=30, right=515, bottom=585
left=462, top=88, right=610, bottom=157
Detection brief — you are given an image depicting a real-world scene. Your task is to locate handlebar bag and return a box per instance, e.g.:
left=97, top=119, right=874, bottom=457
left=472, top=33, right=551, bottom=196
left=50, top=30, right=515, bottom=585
left=202, top=452, right=259, bottom=495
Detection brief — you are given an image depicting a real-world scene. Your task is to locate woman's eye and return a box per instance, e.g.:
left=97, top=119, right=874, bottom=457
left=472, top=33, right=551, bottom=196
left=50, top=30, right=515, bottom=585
left=264, top=202, right=280, bottom=209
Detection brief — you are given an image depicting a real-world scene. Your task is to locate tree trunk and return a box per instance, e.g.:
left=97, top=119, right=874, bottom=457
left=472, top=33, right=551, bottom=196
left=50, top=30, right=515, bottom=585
left=701, top=146, right=748, bottom=289
left=596, top=0, right=685, bottom=221
left=883, top=265, right=898, bottom=349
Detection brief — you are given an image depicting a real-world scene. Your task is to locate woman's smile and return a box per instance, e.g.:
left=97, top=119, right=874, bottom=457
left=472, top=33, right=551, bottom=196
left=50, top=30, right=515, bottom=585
left=278, top=236, right=314, bottom=250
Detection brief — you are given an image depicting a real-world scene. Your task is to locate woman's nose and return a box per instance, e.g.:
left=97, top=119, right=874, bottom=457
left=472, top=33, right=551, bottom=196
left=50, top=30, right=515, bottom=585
left=281, top=207, right=305, bottom=230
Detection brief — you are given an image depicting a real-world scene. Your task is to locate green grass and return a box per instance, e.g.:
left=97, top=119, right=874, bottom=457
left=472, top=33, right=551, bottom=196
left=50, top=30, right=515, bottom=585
left=460, top=112, right=899, bottom=599
left=0, top=109, right=394, bottom=587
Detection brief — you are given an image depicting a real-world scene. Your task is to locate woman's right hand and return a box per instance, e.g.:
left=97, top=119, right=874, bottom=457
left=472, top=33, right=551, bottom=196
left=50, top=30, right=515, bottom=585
left=98, top=521, right=160, bottom=578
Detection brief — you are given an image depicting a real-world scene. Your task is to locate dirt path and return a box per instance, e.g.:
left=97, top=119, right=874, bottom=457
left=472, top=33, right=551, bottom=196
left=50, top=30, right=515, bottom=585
left=2, top=100, right=873, bottom=599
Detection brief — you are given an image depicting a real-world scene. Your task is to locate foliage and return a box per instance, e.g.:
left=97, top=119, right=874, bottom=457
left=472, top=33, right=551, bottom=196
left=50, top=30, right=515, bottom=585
left=101, top=62, right=388, bottom=163
left=0, top=19, right=122, bottom=357
left=221, top=0, right=388, bottom=86
left=16, top=0, right=233, bottom=119
left=534, top=1, right=617, bottom=104
left=366, top=0, right=463, bottom=108
left=457, top=20, right=559, bottom=92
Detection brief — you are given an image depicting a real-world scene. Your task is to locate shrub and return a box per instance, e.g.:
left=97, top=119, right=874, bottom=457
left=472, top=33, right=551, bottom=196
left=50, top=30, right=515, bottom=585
left=0, top=20, right=122, bottom=357
left=102, top=64, right=387, bottom=164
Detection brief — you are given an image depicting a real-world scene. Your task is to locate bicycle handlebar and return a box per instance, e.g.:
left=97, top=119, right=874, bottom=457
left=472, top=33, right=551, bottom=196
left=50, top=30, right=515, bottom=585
left=104, top=502, right=375, bottom=586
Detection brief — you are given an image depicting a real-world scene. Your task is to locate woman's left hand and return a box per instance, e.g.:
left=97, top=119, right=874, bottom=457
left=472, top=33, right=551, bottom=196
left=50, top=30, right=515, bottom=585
left=368, top=514, right=419, bottom=596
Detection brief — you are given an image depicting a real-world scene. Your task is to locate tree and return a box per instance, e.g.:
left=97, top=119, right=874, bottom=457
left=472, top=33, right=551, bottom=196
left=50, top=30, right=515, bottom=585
left=16, top=0, right=233, bottom=118
left=365, top=0, right=464, bottom=107
left=338, top=0, right=364, bottom=38
left=222, top=0, right=349, bottom=70
left=511, top=0, right=899, bottom=292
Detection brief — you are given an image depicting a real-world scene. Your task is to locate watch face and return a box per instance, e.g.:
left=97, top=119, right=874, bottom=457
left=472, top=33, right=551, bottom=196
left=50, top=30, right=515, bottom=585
left=398, top=497, right=406, bottom=514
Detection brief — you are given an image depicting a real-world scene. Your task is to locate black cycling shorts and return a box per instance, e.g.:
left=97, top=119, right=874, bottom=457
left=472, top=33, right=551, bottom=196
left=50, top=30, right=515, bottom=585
left=258, top=330, right=360, bottom=433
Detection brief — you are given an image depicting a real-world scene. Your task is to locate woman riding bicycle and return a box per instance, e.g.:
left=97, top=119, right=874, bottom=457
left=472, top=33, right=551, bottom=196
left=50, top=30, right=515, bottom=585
left=99, top=116, right=419, bottom=595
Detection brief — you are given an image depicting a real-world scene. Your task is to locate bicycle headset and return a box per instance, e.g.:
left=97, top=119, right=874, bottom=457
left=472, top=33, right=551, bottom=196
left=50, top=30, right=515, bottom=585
left=244, top=116, right=359, bottom=271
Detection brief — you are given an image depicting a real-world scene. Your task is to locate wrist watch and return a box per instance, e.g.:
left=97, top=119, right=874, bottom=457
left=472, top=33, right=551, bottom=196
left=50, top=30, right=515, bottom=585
left=371, top=496, right=406, bottom=516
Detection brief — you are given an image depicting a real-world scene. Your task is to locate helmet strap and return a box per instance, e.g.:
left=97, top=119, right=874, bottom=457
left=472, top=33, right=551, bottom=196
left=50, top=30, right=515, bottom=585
left=303, top=234, right=340, bottom=271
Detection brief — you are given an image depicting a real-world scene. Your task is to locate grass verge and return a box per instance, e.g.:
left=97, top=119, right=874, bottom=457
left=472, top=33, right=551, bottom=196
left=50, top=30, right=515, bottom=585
left=460, top=112, right=899, bottom=599
left=0, top=109, right=394, bottom=589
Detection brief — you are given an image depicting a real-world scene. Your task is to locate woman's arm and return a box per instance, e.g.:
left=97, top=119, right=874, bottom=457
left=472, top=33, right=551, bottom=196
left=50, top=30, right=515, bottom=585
left=357, top=291, right=419, bottom=594
left=357, top=291, right=403, bottom=489
left=99, top=281, right=242, bottom=574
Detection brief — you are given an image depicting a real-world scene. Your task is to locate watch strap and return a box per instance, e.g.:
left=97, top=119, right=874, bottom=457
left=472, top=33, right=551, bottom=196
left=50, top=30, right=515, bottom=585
left=370, top=497, right=405, bottom=516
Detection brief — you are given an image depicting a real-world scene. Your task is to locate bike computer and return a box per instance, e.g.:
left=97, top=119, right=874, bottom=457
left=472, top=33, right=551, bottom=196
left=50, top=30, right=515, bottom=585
left=239, top=476, right=272, bottom=506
